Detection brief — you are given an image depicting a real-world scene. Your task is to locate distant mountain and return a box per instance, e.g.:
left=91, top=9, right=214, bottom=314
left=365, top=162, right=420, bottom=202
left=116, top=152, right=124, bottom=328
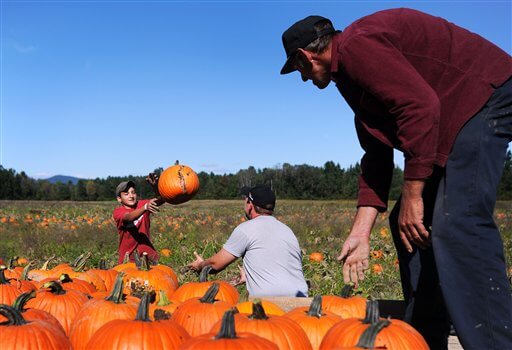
left=45, top=175, right=83, bottom=185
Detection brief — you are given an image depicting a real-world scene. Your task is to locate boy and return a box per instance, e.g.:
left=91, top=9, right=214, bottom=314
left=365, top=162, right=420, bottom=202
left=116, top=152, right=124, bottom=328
left=113, top=173, right=164, bottom=264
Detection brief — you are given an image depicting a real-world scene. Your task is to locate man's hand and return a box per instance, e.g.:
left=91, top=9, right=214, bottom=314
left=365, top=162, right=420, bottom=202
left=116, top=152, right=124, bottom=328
left=337, top=206, right=377, bottom=288
left=146, top=173, right=159, bottom=187
left=229, top=265, right=246, bottom=286
left=188, top=251, right=205, bottom=272
left=338, top=235, right=370, bottom=288
left=399, top=180, right=431, bottom=252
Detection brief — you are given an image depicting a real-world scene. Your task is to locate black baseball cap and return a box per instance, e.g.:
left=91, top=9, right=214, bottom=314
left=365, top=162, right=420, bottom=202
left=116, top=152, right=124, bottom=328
left=280, top=15, right=335, bottom=75
left=116, top=180, right=136, bottom=197
left=240, top=185, right=276, bottom=211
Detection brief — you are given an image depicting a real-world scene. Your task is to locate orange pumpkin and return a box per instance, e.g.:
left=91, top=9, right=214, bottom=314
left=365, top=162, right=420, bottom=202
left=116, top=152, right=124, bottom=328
left=284, top=295, right=342, bottom=350
left=319, top=300, right=428, bottom=350
left=149, top=290, right=182, bottom=320
left=309, top=252, right=324, bottom=262
left=158, top=161, right=200, bottom=204
left=25, top=281, right=89, bottom=335
left=160, top=248, right=172, bottom=257
left=69, top=273, right=139, bottom=349
left=236, top=299, right=285, bottom=316
left=122, top=252, right=178, bottom=302
left=211, top=299, right=312, bottom=350
left=85, top=293, right=190, bottom=349
left=0, top=291, right=65, bottom=333
left=179, top=309, right=279, bottom=350
left=35, top=273, right=96, bottom=294
left=322, top=285, right=367, bottom=319
left=171, top=283, right=233, bottom=336
left=0, top=265, right=36, bottom=305
left=0, top=305, right=72, bottom=350
left=172, top=265, right=239, bottom=304
left=86, top=258, right=119, bottom=291
left=27, top=255, right=57, bottom=281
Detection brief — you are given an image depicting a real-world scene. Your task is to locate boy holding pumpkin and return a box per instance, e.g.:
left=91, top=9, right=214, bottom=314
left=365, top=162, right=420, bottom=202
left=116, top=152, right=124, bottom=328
left=112, top=174, right=163, bottom=264
left=188, top=185, right=309, bottom=297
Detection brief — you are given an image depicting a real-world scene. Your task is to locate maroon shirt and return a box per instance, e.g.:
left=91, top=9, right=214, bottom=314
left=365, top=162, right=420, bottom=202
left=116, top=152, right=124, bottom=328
left=330, top=8, right=512, bottom=211
left=113, top=199, right=159, bottom=264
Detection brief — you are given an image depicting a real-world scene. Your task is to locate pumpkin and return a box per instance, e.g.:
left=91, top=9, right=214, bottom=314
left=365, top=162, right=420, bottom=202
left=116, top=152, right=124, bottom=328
left=309, top=252, right=324, bottom=262
left=211, top=299, right=312, bottom=350
left=57, top=252, right=107, bottom=292
left=151, top=262, right=179, bottom=288
left=319, top=300, right=428, bottom=350
left=25, top=280, right=89, bottom=335
left=112, top=251, right=137, bottom=272
left=27, top=255, right=57, bottom=281
left=69, top=273, right=139, bottom=349
left=85, top=292, right=190, bottom=349
left=236, top=299, right=285, bottom=316
left=35, top=273, right=96, bottom=294
left=0, top=265, right=36, bottom=305
left=171, top=282, right=233, bottom=336
left=0, top=305, right=72, bottom=350
left=4, top=257, right=23, bottom=279
left=160, top=248, right=172, bottom=257
left=86, top=258, right=119, bottom=291
left=0, top=291, right=65, bottom=333
left=122, top=252, right=178, bottom=302
left=149, top=290, right=182, bottom=320
left=179, top=309, right=279, bottom=350
left=172, top=265, right=239, bottom=304
left=284, top=295, right=342, bottom=350
left=322, top=285, right=367, bottom=319
left=158, top=160, right=200, bottom=204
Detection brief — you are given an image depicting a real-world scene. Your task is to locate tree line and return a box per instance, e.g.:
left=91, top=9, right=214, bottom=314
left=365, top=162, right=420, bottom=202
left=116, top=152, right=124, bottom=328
left=1, top=151, right=511, bottom=201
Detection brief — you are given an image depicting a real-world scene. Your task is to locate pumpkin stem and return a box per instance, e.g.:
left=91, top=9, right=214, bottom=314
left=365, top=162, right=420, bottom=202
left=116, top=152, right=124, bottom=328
left=75, top=252, right=92, bottom=272
left=175, top=160, right=179, bottom=165
left=105, top=273, right=126, bottom=304
left=8, top=256, right=18, bottom=269
left=0, top=305, right=28, bottom=326
left=71, top=253, right=86, bottom=267
left=20, top=262, right=35, bottom=281
left=340, top=284, right=354, bottom=298
left=122, top=252, right=131, bottom=264
left=249, top=299, right=268, bottom=320
left=138, top=252, right=151, bottom=271
left=214, top=309, right=238, bottom=339
left=133, top=249, right=142, bottom=267
left=98, top=258, right=108, bottom=270
left=199, top=282, right=220, bottom=304
left=134, top=292, right=152, bottom=322
left=362, top=300, right=381, bottom=324
left=307, top=295, right=324, bottom=318
left=40, top=255, right=56, bottom=271
left=156, top=290, right=172, bottom=307
left=12, top=291, right=36, bottom=311
left=199, top=265, right=213, bottom=282
left=59, top=273, right=73, bottom=284
left=356, top=319, right=391, bottom=348
left=42, top=281, right=67, bottom=295
left=0, top=265, right=11, bottom=284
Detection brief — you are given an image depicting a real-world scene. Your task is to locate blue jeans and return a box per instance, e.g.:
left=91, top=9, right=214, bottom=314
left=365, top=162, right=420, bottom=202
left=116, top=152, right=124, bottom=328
left=390, top=77, right=512, bottom=350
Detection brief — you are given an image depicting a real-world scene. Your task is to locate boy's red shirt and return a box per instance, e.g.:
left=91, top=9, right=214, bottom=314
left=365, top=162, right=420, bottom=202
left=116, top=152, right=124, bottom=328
left=112, top=199, right=159, bottom=264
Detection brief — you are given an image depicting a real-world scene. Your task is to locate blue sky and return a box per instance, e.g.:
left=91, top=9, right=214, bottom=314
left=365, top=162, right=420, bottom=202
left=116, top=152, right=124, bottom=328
left=1, top=0, right=511, bottom=179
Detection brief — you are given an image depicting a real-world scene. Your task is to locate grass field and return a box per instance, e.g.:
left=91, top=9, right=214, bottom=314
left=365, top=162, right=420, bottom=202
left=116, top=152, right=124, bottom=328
left=1, top=199, right=511, bottom=301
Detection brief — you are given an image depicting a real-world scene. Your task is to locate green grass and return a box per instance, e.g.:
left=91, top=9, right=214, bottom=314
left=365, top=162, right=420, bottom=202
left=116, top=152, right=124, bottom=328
left=1, top=199, right=510, bottom=301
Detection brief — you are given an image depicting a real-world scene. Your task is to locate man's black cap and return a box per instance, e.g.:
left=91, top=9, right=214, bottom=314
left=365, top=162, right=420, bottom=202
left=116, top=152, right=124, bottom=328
left=240, top=185, right=276, bottom=211
left=280, top=15, right=335, bottom=75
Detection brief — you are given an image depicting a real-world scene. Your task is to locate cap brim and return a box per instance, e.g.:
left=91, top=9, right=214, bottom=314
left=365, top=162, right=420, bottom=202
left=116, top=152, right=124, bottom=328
left=239, top=186, right=251, bottom=196
left=280, top=55, right=297, bottom=75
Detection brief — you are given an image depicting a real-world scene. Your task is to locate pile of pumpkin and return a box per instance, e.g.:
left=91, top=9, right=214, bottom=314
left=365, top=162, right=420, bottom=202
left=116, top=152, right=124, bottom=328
left=0, top=253, right=429, bottom=350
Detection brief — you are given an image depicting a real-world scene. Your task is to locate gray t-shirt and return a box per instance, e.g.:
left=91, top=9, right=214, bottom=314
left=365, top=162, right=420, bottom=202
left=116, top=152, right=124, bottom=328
left=223, top=215, right=308, bottom=297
